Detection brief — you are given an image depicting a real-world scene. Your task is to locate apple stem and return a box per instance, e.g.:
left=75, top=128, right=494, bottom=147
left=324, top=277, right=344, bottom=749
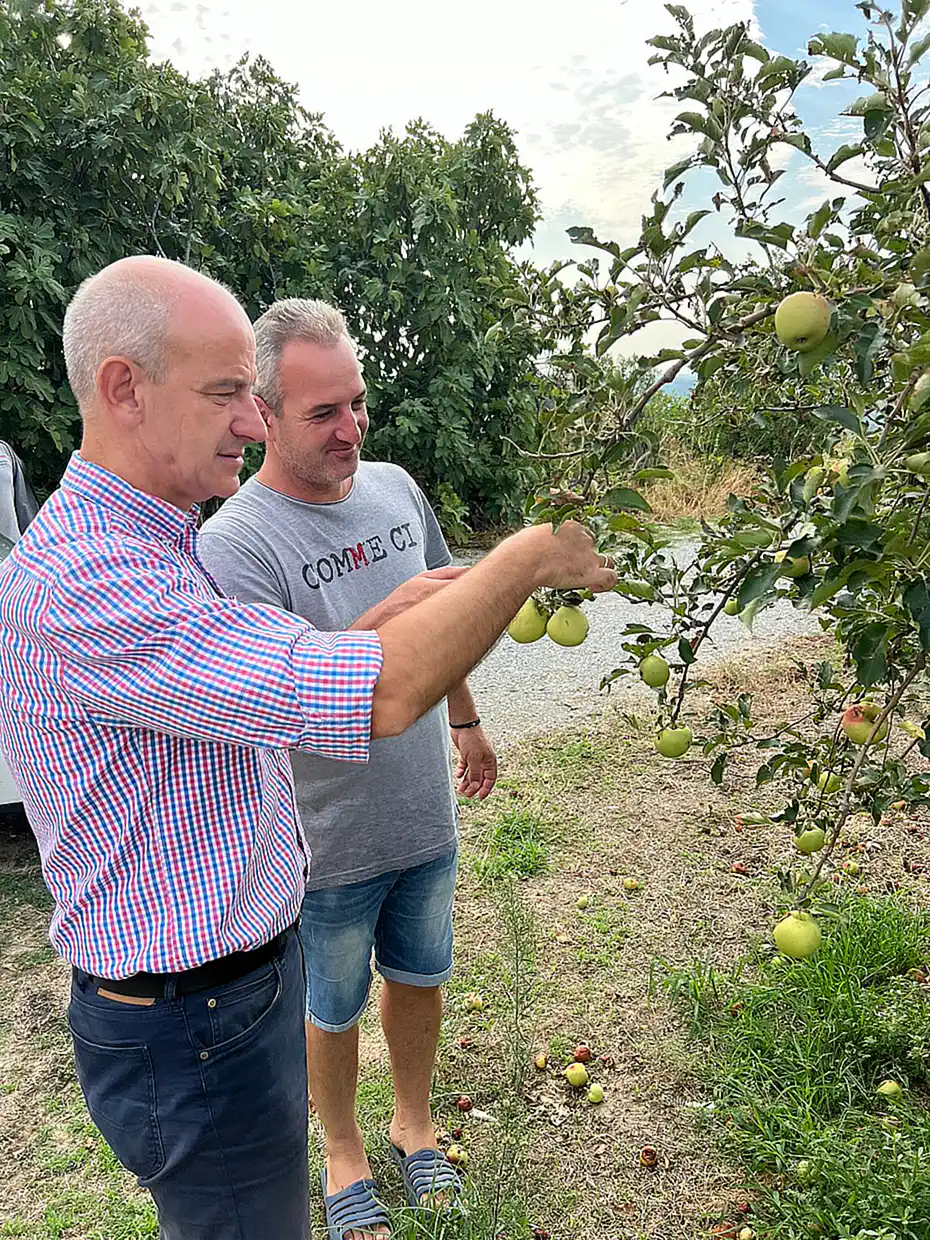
left=799, top=656, right=926, bottom=902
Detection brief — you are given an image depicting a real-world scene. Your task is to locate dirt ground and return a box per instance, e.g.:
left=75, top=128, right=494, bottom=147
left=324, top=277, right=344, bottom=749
left=2, top=633, right=929, bottom=1238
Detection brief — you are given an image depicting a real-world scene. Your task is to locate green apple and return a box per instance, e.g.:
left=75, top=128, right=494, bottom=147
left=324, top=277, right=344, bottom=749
left=464, top=992, right=484, bottom=1013
left=796, top=1159, right=814, bottom=1183
left=775, top=549, right=811, bottom=578
left=842, top=703, right=888, bottom=746
left=576, top=893, right=592, bottom=911
left=905, top=451, right=930, bottom=479
left=587, top=1084, right=605, bottom=1104
left=546, top=605, right=589, bottom=647
left=877, top=1079, right=904, bottom=1100
left=446, top=1143, right=469, bottom=1167
left=639, top=654, right=670, bottom=688
left=910, top=371, right=930, bottom=413
left=507, top=597, right=548, bottom=643
left=773, top=910, right=822, bottom=959
left=774, top=291, right=832, bottom=353
left=563, top=1062, right=589, bottom=1088
left=817, top=771, right=842, bottom=794
left=654, top=726, right=693, bottom=758
left=795, top=827, right=826, bottom=855
left=622, top=877, right=640, bottom=892
left=724, top=598, right=740, bottom=616
left=892, top=282, right=919, bottom=308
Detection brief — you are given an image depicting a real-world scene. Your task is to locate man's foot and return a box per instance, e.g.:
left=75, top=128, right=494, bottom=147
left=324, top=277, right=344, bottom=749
left=388, top=1122, right=456, bottom=1209
left=323, top=1147, right=390, bottom=1240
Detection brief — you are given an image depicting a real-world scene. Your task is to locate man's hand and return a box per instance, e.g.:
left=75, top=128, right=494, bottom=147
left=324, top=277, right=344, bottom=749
left=517, top=521, right=616, bottom=593
left=452, top=725, right=497, bottom=800
left=351, top=566, right=468, bottom=630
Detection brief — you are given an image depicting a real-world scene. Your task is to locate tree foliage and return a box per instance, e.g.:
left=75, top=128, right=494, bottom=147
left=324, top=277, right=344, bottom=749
left=502, top=0, right=930, bottom=911
left=0, top=0, right=541, bottom=522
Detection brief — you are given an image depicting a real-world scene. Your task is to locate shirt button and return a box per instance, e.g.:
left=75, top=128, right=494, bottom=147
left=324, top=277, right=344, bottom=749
left=207, top=998, right=217, bottom=1009
left=199, top=1051, right=209, bottom=1061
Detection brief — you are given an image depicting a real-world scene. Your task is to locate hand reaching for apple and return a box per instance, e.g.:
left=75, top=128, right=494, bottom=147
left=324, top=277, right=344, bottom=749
left=519, top=521, right=616, bottom=593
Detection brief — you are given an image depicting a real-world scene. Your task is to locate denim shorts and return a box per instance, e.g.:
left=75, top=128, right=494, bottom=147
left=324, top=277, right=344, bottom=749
left=299, top=849, right=457, bottom=1033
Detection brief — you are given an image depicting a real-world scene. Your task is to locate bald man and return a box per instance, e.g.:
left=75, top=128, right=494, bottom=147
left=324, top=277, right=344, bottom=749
left=0, top=256, right=615, bottom=1240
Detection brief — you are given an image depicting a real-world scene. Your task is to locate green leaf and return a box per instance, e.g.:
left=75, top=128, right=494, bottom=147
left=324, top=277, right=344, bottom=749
left=663, top=157, right=694, bottom=188
left=903, top=579, right=930, bottom=653
left=742, top=40, right=769, bottom=63
left=851, top=624, right=888, bottom=687
left=633, top=467, right=675, bottom=482
left=853, top=321, right=884, bottom=385
left=678, top=636, right=695, bottom=666
left=864, top=109, right=892, bottom=142
left=602, top=486, right=652, bottom=513
left=808, top=201, right=833, bottom=240
left=808, top=32, right=859, bottom=63
left=798, top=333, right=840, bottom=376
left=711, top=752, right=727, bottom=785
left=737, top=562, right=782, bottom=609
left=909, top=32, right=930, bottom=66
left=826, top=143, right=864, bottom=174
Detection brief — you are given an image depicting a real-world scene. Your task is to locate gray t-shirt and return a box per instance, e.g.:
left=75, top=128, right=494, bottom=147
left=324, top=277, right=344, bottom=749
left=199, top=463, right=458, bottom=890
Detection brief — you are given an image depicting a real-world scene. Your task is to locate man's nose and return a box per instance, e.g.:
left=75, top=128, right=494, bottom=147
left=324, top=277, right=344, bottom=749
left=333, top=409, right=362, bottom=445
left=233, top=394, right=266, bottom=444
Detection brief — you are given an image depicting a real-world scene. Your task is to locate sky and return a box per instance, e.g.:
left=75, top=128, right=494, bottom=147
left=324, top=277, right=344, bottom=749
left=133, top=0, right=913, bottom=356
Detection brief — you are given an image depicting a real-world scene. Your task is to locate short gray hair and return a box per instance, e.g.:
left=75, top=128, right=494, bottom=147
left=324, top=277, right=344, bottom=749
left=253, top=298, right=354, bottom=414
left=63, top=272, right=177, bottom=409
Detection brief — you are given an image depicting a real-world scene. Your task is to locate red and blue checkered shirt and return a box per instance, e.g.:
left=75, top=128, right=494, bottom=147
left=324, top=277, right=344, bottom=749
left=0, top=455, right=383, bottom=978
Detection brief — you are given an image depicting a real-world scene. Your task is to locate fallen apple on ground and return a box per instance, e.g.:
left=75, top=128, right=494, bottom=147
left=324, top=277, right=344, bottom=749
left=639, top=1145, right=658, bottom=1168
left=654, top=726, right=693, bottom=758
left=533, top=1051, right=548, bottom=1070
left=446, top=1144, right=468, bottom=1168
left=773, top=910, right=822, bottom=959
left=622, top=877, right=640, bottom=892
left=573, top=1045, right=592, bottom=1063
left=586, top=1084, right=605, bottom=1104
left=877, top=1079, right=904, bottom=1100
left=564, top=1062, right=589, bottom=1088
left=464, top=992, right=484, bottom=1013
left=576, top=893, right=591, bottom=911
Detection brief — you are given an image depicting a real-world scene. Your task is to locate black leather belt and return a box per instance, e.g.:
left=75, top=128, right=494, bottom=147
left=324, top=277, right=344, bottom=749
left=75, top=923, right=297, bottom=999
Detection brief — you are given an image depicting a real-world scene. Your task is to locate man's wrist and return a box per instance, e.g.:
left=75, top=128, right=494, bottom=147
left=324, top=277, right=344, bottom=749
left=450, top=718, right=481, bottom=730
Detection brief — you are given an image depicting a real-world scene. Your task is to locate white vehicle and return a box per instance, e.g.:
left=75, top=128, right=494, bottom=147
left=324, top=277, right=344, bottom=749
left=0, top=443, right=39, bottom=818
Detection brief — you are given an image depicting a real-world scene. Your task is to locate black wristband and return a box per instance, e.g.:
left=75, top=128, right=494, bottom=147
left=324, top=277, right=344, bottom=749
left=450, top=718, right=481, bottom=730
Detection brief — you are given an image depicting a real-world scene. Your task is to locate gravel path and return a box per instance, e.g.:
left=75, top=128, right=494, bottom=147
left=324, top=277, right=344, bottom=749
left=455, top=539, right=822, bottom=745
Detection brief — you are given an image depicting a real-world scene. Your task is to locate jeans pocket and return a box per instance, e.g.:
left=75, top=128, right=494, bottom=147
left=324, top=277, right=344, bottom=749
left=67, top=1016, right=165, bottom=1181
left=203, top=959, right=283, bottom=1052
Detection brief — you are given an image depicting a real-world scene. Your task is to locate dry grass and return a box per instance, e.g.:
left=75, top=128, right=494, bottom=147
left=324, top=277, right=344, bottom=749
left=641, top=441, right=757, bottom=525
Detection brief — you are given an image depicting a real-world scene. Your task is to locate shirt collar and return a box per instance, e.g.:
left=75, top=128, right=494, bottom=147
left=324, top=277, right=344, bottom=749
left=62, top=453, right=200, bottom=542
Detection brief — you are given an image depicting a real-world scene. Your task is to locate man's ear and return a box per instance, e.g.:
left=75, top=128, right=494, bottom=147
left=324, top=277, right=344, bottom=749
left=96, top=356, right=147, bottom=426
left=255, top=396, right=276, bottom=432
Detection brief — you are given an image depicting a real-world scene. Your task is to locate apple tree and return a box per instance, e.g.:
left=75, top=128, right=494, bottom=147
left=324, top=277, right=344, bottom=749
left=498, top=0, right=930, bottom=953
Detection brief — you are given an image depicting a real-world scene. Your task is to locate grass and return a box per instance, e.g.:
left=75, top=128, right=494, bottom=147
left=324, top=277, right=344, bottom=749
left=640, top=440, right=757, bottom=526
left=4, top=634, right=930, bottom=1237
left=659, top=896, right=930, bottom=1238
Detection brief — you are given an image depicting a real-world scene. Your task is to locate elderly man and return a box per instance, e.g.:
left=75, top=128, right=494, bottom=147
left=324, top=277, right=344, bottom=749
left=200, top=299, right=496, bottom=1235
left=0, top=256, right=615, bottom=1240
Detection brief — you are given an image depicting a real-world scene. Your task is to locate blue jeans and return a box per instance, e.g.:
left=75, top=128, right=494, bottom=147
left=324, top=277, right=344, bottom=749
left=300, top=849, right=457, bottom=1032
left=67, top=929, right=309, bottom=1240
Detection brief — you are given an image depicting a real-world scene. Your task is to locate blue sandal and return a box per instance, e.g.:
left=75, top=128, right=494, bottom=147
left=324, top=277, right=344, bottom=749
left=389, top=1144, right=464, bottom=1213
left=321, top=1167, right=390, bottom=1239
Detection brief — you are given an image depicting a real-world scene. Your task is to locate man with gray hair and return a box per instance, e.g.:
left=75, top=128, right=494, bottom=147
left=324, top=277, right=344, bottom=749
left=0, top=256, right=616, bottom=1239
left=200, top=298, right=496, bottom=1237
